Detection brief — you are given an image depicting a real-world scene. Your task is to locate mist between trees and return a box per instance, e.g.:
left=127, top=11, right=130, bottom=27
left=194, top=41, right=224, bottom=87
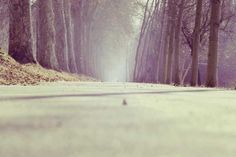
left=0, top=0, right=236, bottom=88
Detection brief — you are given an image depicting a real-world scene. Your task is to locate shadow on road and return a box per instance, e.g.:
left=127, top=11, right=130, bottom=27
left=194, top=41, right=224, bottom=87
left=0, top=89, right=222, bottom=101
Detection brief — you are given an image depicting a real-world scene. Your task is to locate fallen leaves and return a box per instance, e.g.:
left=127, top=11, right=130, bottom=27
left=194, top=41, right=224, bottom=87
left=0, top=49, right=95, bottom=85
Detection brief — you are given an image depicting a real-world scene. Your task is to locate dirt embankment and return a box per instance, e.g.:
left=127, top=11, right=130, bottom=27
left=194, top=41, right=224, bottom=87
left=0, top=48, right=95, bottom=85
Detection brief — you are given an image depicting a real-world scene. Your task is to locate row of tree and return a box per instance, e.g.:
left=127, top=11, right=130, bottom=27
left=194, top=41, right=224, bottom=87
left=133, top=0, right=236, bottom=87
left=1, top=0, right=136, bottom=81
left=5, top=0, right=100, bottom=75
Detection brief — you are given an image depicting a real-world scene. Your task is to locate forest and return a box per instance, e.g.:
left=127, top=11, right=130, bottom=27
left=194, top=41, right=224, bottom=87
left=0, top=0, right=236, bottom=87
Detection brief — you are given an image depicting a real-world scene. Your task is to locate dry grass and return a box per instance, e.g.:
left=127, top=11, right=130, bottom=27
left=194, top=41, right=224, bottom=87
left=0, top=49, right=95, bottom=85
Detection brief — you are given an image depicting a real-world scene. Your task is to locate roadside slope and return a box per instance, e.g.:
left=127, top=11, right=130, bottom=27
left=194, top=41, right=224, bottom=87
left=0, top=49, right=95, bottom=85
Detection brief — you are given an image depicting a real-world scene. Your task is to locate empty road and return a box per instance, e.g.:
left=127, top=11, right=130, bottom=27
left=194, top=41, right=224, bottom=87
left=0, top=82, right=236, bottom=157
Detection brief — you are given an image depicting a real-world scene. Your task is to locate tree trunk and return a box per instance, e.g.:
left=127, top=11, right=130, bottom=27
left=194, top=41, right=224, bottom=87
left=53, top=0, right=70, bottom=72
left=191, top=0, right=203, bottom=86
left=165, top=0, right=176, bottom=84
left=156, top=0, right=167, bottom=83
left=37, top=0, right=58, bottom=69
left=71, top=0, right=83, bottom=73
left=206, top=0, right=221, bottom=87
left=173, top=0, right=185, bottom=85
left=8, top=0, right=35, bottom=64
left=63, top=0, right=78, bottom=73
left=162, top=0, right=171, bottom=83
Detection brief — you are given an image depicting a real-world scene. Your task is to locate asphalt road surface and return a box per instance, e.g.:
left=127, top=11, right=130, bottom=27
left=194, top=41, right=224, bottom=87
left=0, top=82, right=235, bottom=157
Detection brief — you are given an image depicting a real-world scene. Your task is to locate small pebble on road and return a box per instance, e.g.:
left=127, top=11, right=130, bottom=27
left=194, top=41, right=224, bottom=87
left=122, top=99, right=127, bottom=106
